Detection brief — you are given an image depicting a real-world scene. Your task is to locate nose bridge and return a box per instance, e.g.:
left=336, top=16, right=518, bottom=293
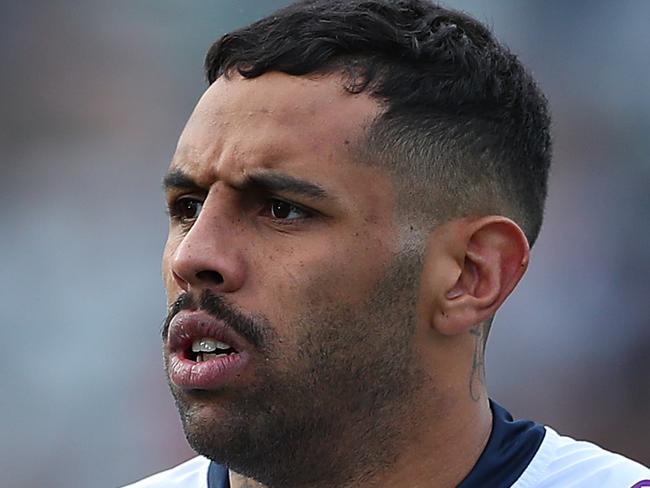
left=171, top=190, right=246, bottom=293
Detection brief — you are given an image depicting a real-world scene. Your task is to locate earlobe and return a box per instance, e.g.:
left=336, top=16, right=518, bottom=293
left=423, top=217, right=529, bottom=336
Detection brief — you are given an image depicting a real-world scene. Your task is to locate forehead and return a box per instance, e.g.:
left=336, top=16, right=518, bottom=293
left=171, top=72, right=382, bottom=185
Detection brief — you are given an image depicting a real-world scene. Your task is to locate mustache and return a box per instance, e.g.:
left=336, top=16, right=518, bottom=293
left=161, top=290, right=267, bottom=349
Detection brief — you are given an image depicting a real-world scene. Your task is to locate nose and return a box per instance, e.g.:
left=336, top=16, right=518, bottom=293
left=170, top=197, right=246, bottom=295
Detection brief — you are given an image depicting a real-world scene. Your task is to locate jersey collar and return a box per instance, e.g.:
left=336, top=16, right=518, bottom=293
left=207, top=400, right=545, bottom=488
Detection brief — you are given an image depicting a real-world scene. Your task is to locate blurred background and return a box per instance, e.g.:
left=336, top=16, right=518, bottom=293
left=1, top=1, right=648, bottom=486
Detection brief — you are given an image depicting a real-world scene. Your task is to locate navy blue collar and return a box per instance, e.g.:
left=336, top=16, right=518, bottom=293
left=207, top=400, right=545, bottom=488
left=456, top=400, right=545, bottom=487
left=207, top=461, right=229, bottom=487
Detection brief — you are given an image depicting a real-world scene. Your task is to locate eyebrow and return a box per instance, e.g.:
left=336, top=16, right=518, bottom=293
left=242, top=171, right=329, bottom=200
left=162, top=170, right=205, bottom=192
left=162, top=169, right=330, bottom=200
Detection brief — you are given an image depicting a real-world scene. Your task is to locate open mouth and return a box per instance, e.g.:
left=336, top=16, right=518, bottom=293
left=186, top=337, right=239, bottom=363
left=166, top=310, right=251, bottom=390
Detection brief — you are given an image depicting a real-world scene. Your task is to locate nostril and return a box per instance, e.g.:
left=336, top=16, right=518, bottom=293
left=196, top=270, right=224, bottom=285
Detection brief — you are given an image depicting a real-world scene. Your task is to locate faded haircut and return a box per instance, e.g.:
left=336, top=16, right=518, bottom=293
left=204, top=0, right=552, bottom=246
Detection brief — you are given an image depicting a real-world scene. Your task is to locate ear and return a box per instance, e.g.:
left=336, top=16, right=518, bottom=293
left=421, top=216, right=529, bottom=336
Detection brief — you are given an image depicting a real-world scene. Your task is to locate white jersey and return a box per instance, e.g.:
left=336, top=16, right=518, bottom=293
left=122, top=456, right=212, bottom=488
left=512, top=427, right=650, bottom=487
left=123, top=402, right=650, bottom=488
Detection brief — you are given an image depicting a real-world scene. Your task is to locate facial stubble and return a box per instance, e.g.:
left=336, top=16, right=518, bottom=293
left=164, top=252, right=427, bottom=488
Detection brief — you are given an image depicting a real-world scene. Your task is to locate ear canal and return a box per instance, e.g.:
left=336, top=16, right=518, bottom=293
left=445, top=286, right=464, bottom=299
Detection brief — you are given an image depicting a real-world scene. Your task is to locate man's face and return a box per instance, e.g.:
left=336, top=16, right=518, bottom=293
left=161, top=72, right=427, bottom=486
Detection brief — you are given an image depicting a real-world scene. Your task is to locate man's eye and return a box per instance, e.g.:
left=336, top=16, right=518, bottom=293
left=170, top=197, right=203, bottom=222
left=269, top=200, right=307, bottom=220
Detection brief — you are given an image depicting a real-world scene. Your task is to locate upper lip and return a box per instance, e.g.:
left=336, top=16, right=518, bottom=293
left=166, top=310, right=248, bottom=355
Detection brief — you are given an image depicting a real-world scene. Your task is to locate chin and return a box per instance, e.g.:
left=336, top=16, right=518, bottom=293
left=173, top=392, right=237, bottom=457
left=173, top=388, right=231, bottom=422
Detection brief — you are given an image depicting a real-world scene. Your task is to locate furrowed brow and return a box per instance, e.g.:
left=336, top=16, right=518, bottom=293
left=162, top=169, right=204, bottom=193
left=242, top=172, right=329, bottom=200
left=162, top=169, right=331, bottom=201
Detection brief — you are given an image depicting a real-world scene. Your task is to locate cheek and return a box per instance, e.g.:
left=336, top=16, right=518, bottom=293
left=161, top=234, right=180, bottom=303
left=257, top=236, right=394, bottom=319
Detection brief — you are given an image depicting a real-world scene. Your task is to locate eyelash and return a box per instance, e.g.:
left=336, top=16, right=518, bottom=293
left=265, top=199, right=310, bottom=222
left=167, top=196, right=203, bottom=225
left=166, top=196, right=312, bottom=226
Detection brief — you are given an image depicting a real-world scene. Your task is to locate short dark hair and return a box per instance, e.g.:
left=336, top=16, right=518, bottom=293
left=205, top=0, right=552, bottom=245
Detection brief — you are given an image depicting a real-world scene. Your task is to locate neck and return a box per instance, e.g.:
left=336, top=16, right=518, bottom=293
left=371, top=394, right=493, bottom=488
left=229, top=391, right=493, bottom=488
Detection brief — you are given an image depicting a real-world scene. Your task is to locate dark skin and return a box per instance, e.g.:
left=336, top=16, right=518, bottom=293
left=162, top=72, right=530, bottom=487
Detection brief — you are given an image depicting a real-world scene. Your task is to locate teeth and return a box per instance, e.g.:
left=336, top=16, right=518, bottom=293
left=196, top=352, right=229, bottom=362
left=191, top=338, right=231, bottom=353
left=192, top=338, right=217, bottom=353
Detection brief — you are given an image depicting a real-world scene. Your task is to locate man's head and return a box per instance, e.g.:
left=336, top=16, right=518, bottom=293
left=161, top=1, right=550, bottom=486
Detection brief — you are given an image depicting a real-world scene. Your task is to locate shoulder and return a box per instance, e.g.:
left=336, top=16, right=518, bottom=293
left=514, top=426, right=650, bottom=488
left=121, top=456, right=211, bottom=488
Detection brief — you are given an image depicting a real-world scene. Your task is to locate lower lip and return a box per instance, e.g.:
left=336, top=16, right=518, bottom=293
left=167, top=351, right=250, bottom=390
